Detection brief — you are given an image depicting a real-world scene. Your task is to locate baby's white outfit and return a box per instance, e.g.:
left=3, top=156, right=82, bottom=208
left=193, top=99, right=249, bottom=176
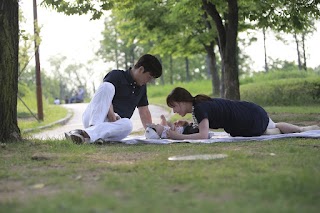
left=161, top=126, right=184, bottom=139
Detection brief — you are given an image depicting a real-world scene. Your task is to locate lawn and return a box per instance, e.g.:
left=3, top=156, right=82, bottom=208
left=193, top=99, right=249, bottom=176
left=0, top=138, right=319, bottom=212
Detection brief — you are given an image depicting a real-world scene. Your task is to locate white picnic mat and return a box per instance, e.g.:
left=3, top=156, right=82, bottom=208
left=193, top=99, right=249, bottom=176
left=121, top=130, right=320, bottom=144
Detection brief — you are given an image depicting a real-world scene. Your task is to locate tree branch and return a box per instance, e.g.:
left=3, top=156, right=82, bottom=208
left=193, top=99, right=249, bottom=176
left=201, top=0, right=226, bottom=53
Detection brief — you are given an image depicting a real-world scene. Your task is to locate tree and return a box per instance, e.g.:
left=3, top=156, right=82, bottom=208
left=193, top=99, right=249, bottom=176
left=42, top=0, right=320, bottom=99
left=202, top=0, right=240, bottom=100
left=248, top=0, right=320, bottom=71
left=0, top=0, right=21, bottom=141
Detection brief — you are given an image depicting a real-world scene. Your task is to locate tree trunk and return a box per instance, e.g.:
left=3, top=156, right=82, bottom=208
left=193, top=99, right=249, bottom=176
left=205, top=44, right=220, bottom=96
left=185, top=57, right=190, bottom=82
left=0, top=0, right=21, bottom=141
left=223, top=0, right=240, bottom=100
left=294, top=33, right=302, bottom=70
left=202, top=11, right=220, bottom=97
left=169, top=55, right=173, bottom=84
left=302, top=33, right=307, bottom=71
left=202, top=0, right=240, bottom=100
left=263, top=28, right=269, bottom=72
left=125, top=52, right=128, bottom=70
left=159, top=57, right=165, bottom=85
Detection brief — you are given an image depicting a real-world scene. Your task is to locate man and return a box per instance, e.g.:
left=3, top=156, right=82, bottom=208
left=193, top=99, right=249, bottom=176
left=65, top=54, right=162, bottom=144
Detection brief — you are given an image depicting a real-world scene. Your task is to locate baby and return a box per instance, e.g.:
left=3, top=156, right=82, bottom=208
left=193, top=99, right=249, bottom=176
left=145, top=115, right=199, bottom=139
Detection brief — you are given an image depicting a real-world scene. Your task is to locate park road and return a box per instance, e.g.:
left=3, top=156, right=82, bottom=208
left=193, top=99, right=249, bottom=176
left=31, top=103, right=170, bottom=140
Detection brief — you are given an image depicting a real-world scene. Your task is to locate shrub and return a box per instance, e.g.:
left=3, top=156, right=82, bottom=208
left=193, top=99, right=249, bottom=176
left=241, top=77, right=320, bottom=106
left=240, top=70, right=319, bottom=85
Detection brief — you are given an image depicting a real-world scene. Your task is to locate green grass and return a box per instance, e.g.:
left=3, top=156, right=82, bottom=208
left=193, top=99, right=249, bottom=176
left=18, top=104, right=69, bottom=132
left=17, top=83, right=69, bottom=133
left=0, top=138, right=319, bottom=212
left=240, top=69, right=320, bottom=85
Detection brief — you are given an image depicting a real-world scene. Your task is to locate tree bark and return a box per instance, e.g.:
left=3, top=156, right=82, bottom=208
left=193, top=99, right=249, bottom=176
left=294, top=33, right=302, bottom=70
left=202, top=0, right=240, bottom=100
left=0, top=0, right=21, bottom=141
left=223, top=0, right=240, bottom=100
left=205, top=43, right=220, bottom=96
left=185, top=57, right=190, bottom=82
left=263, top=28, right=269, bottom=72
left=302, top=33, right=307, bottom=71
left=169, top=55, right=173, bottom=84
left=202, top=11, right=220, bottom=96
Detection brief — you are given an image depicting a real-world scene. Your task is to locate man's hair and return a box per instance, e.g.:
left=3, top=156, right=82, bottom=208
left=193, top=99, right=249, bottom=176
left=134, top=54, right=162, bottom=78
left=166, top=87, right=211, bottom=107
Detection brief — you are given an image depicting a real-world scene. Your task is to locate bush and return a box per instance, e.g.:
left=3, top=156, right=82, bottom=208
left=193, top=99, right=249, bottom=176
left=241, top=69, right=319, bottom=84
left=241, top=77, right=320, bottom=106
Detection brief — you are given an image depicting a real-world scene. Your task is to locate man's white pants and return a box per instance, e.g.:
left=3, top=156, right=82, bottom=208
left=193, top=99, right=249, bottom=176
left=82, top=82, right=133, bottom=142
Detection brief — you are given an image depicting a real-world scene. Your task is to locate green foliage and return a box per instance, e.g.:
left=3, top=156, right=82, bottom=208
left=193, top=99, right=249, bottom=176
left=241, top=77, right=320, bottom=106
left=17, top=83, right=38, bottom=118
left=148, top=79, right=213, bottom=102
left=158, top=54, right=209, bottom=84
left=150, top=70, right=320, bottom=107
left=246, top=0, right=320, bottom=33
left=41, top=0, right=112, bottom=20
left=41, top=0, right=320, bottom=98
left=240, top=69, right=319, bottom=85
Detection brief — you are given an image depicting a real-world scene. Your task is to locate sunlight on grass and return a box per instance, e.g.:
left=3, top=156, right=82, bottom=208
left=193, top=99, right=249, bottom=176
left=18, top=105, right=69, bottom=132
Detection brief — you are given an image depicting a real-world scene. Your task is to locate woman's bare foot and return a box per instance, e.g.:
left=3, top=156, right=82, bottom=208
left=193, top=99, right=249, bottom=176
left=300, top=125, right=320, bottom=132
left=264, top=128, right=281, bottom=135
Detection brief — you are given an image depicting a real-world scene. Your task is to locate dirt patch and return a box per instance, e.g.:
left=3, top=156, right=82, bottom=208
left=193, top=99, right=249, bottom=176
left=0, top=179, right=62, bottom=203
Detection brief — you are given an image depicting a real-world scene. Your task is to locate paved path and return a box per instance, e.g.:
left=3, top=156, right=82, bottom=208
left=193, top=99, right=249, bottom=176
left=32, top=103, right=171, bottom=140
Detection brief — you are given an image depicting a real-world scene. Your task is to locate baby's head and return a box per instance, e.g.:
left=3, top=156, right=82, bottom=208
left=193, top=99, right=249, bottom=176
left=145, top=124, right=164, bottom=139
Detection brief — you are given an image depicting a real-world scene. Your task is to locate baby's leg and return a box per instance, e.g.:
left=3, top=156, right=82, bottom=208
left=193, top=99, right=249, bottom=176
left=160, top=115, right=168, bottom=126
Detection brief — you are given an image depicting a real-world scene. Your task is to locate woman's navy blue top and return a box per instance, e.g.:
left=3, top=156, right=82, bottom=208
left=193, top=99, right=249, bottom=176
left=193, top=98, right=269, bottom=137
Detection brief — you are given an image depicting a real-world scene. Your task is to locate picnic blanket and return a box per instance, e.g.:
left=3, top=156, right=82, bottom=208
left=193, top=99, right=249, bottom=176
left=121, top=130, right=320, bottom=144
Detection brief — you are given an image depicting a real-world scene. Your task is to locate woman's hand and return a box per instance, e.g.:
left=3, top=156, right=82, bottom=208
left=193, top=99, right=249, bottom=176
left=166, top=129, right=183, bottom=140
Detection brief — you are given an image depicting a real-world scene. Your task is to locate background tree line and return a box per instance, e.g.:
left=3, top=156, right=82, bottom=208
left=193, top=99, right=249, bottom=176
left=42, top=0, right=320, bottom=99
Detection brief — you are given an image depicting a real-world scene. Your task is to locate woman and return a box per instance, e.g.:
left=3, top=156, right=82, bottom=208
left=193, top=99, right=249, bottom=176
left=165, top=87, right=319, bottom=140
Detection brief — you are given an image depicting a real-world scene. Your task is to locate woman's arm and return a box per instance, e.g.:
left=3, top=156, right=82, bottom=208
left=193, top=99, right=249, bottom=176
left=167, top=118, right=210, bottom=140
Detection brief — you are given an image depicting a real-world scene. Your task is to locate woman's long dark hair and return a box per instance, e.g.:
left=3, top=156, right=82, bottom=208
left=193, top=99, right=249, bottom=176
left=166, top=87, right=211, bottom=107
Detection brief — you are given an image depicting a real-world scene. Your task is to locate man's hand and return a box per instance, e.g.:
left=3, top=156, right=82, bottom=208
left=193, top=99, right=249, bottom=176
left=107, top=112, right=120, bottom=122
left=107, top=104, right=120, bottom=122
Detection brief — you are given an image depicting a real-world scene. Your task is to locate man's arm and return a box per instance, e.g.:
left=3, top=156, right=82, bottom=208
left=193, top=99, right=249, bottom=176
left=107, top=104, right=120, bottom=122
left=138, top=106, right=152, bottom=129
